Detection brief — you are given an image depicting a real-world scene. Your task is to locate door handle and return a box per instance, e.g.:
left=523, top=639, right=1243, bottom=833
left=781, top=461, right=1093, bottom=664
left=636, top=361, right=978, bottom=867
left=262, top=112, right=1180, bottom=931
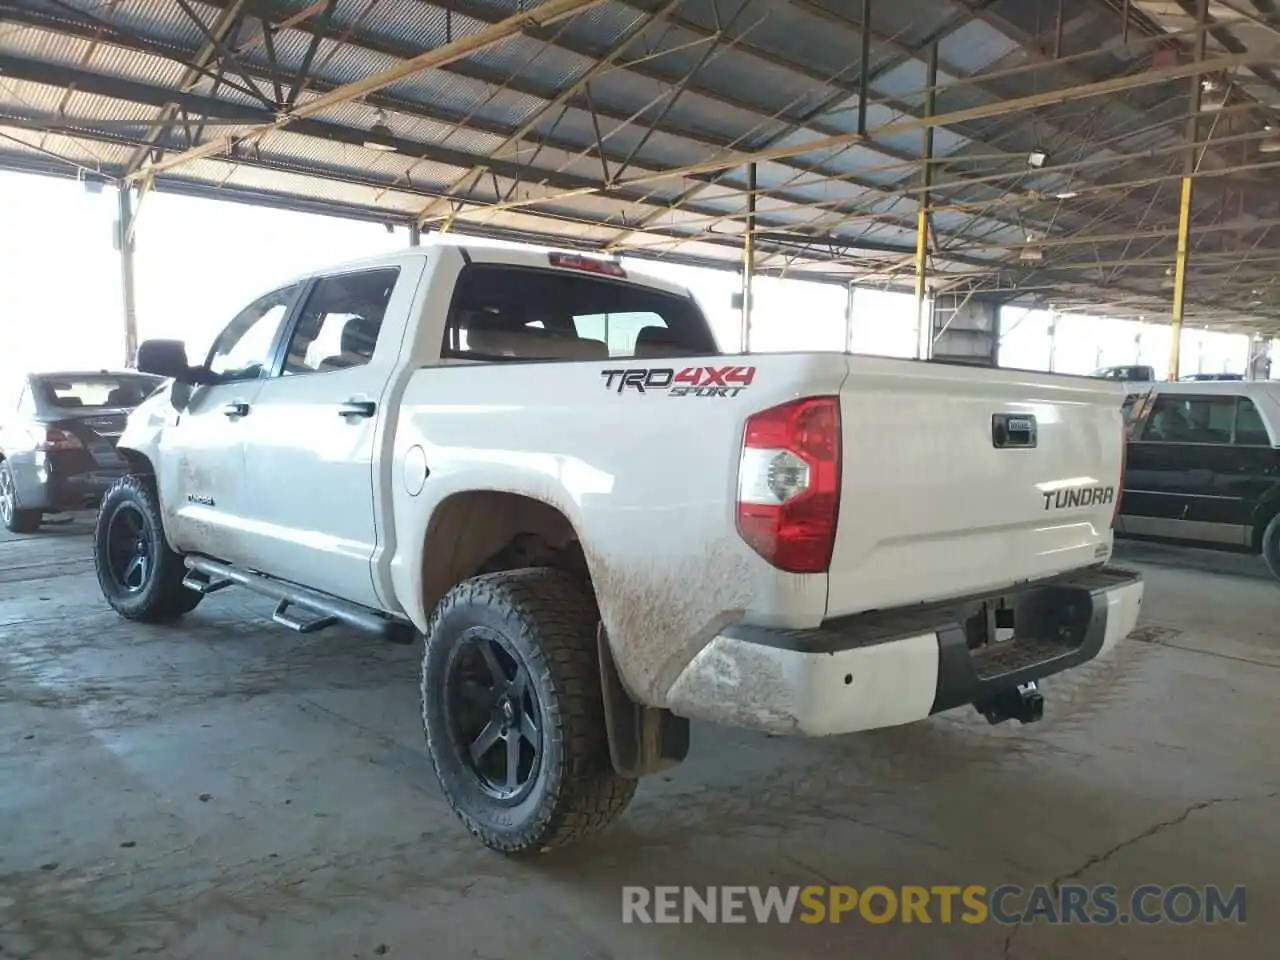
left=222, top=401, right=250, bottom=418
left=337, top=400, right=376, bottom=419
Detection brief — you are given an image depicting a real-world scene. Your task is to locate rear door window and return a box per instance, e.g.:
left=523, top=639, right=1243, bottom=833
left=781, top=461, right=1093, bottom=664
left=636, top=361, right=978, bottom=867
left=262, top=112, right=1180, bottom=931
left=1139, top=395, right=1236, bottom=444
left=281, top=268, right=400, bottom=375
left=444, top=264, right=717, bottom=362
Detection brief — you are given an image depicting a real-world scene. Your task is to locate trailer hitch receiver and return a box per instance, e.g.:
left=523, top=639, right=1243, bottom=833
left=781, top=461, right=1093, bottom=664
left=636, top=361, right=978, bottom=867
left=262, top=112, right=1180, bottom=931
left=975, top=682, right=1044, bottom=725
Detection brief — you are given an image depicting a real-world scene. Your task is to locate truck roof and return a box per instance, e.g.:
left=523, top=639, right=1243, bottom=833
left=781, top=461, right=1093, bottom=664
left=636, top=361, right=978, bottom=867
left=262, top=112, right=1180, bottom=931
left=284, top=238, right=695, bottom=301
left=1132, top=379, right=1280, bottom=399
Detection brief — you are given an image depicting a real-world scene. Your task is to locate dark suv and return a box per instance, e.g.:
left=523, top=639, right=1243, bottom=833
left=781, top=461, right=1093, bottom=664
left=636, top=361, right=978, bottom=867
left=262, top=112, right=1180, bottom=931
left=1118, top=381, right=1280, bottom=579
left=0, top=371, right=162, bottom=533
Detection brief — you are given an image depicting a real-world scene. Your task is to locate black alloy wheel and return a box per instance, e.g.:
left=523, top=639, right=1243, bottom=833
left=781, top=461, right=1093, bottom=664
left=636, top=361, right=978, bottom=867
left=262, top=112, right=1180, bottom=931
left=103, top=501, right=152, bottom=593
left=421, top=567, right=636, bottom=854
left=444, top=628, right=543, bottom=802
left=93, top=474, right=203, bottom=621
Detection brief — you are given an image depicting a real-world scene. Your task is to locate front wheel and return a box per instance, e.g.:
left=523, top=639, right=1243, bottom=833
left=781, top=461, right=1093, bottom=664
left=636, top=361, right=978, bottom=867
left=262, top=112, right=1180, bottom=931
left=421, top=567, right=636, bottom=854
left=1262, top=512, right=1280, bottom=582
left=94, top=475, right=203, bottom=621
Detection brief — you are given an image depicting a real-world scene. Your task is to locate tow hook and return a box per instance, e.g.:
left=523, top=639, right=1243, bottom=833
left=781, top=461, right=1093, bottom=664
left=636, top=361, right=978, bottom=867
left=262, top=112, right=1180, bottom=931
left=975, top=682, right=1044, bottom=725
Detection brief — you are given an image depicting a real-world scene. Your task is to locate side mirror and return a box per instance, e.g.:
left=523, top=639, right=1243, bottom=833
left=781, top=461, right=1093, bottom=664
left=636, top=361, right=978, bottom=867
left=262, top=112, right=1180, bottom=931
left=136, top=339, right=196, bottom=382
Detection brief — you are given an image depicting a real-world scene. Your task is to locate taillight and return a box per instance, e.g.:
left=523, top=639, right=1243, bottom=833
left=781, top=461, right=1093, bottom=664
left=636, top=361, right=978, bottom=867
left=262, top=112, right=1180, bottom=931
left=736, top=396, right=841, bottom=573
left=31, top=426, right=83, bottom=451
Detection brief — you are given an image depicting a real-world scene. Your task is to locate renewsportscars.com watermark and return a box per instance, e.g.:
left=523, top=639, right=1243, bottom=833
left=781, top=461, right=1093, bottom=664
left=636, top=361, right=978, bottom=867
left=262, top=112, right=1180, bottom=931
left=622, top=885, right=1247, bottom=926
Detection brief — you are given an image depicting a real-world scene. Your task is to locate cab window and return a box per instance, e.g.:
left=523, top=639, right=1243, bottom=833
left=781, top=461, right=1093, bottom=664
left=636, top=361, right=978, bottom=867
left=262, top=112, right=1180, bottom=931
left=282, top=268, right=399, bottom=375
left=444, top=264, right=716, bottom=362
left=206, top=283, right=300, bottom=382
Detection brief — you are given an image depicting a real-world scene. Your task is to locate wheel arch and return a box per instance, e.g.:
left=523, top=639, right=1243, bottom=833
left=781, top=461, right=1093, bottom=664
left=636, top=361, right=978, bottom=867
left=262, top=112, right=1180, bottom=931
left=418, top=490, right=589, bottom=620
left=414, top=489, right=692, bottom=781
left=1249, top=489, right=1280, bottom=552
left=117, top=446, right=157, bottom=476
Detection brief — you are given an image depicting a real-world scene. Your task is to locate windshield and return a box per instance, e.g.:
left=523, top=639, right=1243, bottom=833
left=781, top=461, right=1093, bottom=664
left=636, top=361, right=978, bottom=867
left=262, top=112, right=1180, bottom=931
left=34, top=374, right=163, bottom=411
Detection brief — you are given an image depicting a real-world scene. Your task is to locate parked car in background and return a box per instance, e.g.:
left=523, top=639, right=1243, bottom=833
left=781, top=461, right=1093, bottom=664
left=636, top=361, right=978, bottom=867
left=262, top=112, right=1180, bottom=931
left=1092, top=364, right=1157, bottom=382
left=1117, top=380, right=1280, bottom=579
left=1177, top=372, right=1245, bottom=382
left=0, top=370, right=163, bottom=533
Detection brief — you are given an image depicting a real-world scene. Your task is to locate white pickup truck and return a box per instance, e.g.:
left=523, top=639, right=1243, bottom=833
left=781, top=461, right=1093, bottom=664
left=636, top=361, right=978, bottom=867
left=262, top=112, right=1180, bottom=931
left=96, top=241, right=1143, bottom=854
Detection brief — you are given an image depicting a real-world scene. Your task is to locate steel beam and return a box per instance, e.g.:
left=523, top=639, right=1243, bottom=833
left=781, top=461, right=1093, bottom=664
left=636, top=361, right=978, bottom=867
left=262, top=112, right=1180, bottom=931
left=1170, top=0, right=1209, bottom=381
left=419, top=48, right=1277, bottom=223
left=414, top=0, right=683, bottom=225
left=125, top=0, right=606, bottom=181
left=408, top=222, right=421, bottom=247
left=914, top=43, right=937, bottom=360
left=857, top=0, right=872, bottom=137
left=116, top=185, right=139, bottom=367
left=125, top=0, right=248, bottom=175
left=741, top=162, right=757, bottom=352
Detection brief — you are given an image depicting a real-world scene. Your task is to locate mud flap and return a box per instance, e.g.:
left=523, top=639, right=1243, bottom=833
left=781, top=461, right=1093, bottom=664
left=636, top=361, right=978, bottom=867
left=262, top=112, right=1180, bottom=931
left=597, top=625, right=690, bottom=779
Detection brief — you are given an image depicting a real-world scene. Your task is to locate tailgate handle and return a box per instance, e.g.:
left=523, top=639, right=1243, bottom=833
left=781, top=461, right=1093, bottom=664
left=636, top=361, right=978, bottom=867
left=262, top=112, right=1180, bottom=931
left=992, top=413, right=1037, bottom=449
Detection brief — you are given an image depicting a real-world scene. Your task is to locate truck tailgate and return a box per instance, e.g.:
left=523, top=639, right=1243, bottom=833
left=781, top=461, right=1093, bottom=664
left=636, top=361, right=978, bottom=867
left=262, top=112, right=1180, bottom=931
left=826, top=357, right=1125, bottom=618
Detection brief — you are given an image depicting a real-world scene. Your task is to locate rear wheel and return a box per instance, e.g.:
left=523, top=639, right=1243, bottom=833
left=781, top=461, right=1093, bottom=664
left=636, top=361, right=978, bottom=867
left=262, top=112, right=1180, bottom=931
left=94, top=475, right=202, bottom=621
left=0, top=460, right=41, bottom=534
left=421, top=567, right=635, bottom=854
left=1262, top=512, right=1280, bottom=582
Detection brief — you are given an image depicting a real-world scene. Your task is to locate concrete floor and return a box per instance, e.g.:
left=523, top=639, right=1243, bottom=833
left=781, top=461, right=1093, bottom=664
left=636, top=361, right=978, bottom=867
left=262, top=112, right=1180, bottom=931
left=1, top=518, right=1276, bottom=960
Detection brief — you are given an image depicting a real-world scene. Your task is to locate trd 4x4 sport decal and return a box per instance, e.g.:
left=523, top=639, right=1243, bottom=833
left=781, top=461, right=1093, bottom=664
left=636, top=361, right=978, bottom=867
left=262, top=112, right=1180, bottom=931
left=602, top=365, right=756, bottom=397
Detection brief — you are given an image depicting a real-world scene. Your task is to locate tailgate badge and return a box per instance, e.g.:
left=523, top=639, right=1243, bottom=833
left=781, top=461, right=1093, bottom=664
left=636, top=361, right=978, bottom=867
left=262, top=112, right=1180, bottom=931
left=1043, top=486, right=1116, bottom=511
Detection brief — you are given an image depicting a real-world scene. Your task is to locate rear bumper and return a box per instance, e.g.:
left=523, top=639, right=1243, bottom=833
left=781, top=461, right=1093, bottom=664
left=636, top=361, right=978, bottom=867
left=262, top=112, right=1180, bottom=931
left=7, top=452, right=128, bottom=512
left=663, top=566, right=1144, bottom=736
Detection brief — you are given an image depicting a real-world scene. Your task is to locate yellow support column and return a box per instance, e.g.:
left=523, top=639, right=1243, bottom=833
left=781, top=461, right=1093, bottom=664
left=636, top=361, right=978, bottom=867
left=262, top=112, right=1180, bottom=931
left=914, top=205, right=928, bottom=358
left=1171, top=0, right=1207, bottom=380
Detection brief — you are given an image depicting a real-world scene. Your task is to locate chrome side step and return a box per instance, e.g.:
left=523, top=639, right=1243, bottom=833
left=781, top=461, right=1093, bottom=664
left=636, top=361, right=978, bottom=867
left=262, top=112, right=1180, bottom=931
left=183, top=556, right=416, bottom=644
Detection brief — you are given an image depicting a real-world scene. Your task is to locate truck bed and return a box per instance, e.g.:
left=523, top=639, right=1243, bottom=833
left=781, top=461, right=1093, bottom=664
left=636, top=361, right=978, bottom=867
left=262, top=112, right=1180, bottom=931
left=390, top=350, right=1126, bottom=706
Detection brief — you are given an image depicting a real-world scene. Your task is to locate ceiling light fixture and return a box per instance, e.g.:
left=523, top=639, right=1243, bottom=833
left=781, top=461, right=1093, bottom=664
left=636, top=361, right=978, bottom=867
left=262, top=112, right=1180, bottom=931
left=363, top=109, right=398, bottom=152
left=1053, top=190, right=1080, bottom=200
left=1200, top=77, right=1229, bottom=110
left=1259, top=124, right=1280, bottom=154
left=1027, top=148, right=1049, bottom=168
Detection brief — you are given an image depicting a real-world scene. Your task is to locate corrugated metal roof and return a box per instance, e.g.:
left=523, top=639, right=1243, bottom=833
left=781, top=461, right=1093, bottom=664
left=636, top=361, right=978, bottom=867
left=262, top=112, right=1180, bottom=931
left=2, top=0, right=1277, bottom=327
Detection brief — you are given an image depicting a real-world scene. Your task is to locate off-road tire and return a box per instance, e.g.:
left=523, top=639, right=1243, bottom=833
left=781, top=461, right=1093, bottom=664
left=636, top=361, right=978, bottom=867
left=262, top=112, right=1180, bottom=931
left=1262, top=511, right=1280, bottom=582
left=421, top=567, right=636, bottom=854
left=0, top=459, right=41, bottom=534
left=94, top=474, right=203, bottom=621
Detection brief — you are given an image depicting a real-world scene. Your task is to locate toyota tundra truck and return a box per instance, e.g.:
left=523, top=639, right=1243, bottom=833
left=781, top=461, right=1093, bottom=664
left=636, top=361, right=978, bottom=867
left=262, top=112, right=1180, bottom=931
left=94, top=241, right=1143, bottom=854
